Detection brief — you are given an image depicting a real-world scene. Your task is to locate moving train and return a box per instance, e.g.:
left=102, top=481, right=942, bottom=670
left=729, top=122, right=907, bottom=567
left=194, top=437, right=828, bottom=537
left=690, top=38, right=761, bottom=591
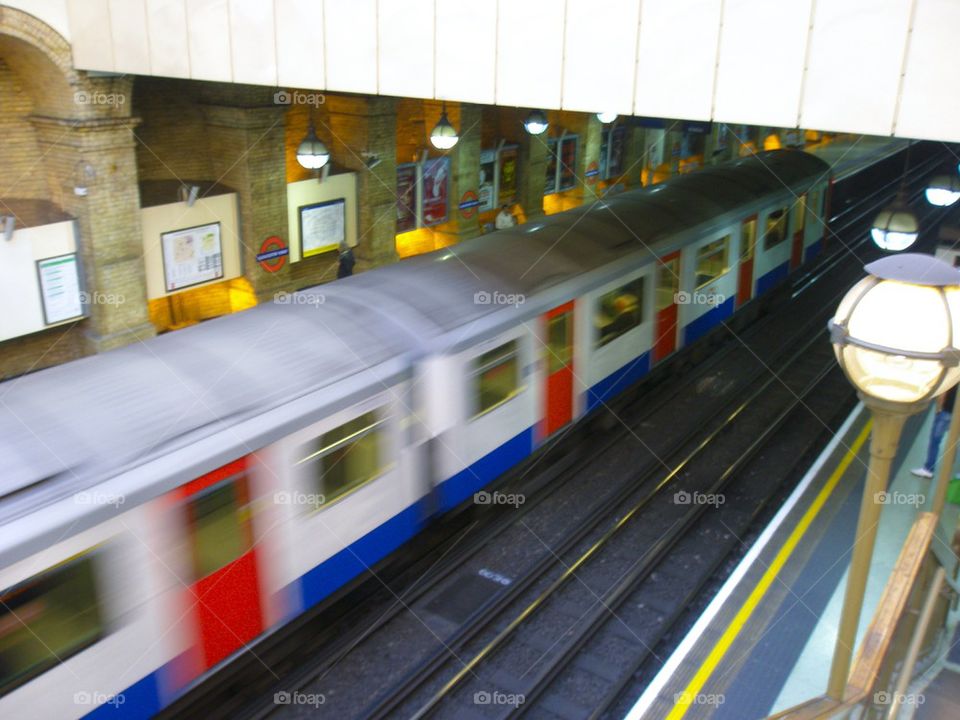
left=0, top=150, right=832, bottom=718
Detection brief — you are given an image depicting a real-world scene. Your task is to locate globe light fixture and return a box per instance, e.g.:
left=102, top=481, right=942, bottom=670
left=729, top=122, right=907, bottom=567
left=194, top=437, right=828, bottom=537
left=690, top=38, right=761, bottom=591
left=870, top=198, right=918, bottom=251
left=826, top=252, right=960, bottom=699
left=925, top=174, right=960, bottom=207
left=596, top=111, right=617, bottom=124
left=296, top=121, right=330, bottom=170
left=524, top=109, right=549, bottom=136
left=430, top=103, right=459, bottom=150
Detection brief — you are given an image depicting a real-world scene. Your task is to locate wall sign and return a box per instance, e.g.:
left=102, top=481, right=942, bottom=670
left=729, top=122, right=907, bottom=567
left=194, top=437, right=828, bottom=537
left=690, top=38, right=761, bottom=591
left=161, top=222, right=223, bottom=292
left=257, top=236, right=288, bottom=272
left=37, top=253, right=83, bottom=325
left=459, top=190, right=480, bottom=219
left=299, top=199, right=345, bottom=257
left=585, top=160, right=600, bottom=184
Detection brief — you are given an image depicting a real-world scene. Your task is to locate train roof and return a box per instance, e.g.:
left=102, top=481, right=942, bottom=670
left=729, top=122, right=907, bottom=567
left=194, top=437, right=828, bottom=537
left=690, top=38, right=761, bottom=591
left=0, top=149, right=829, bottom=525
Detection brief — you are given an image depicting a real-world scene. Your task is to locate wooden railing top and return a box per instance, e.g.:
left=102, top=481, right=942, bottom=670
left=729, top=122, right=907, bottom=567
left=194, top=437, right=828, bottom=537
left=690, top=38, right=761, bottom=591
left=764, top=512, right=939, bottom=720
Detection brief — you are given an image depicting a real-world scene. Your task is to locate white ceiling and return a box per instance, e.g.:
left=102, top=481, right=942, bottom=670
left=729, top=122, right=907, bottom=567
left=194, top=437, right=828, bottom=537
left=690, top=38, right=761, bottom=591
left=20, top=0, right=960, bottom=141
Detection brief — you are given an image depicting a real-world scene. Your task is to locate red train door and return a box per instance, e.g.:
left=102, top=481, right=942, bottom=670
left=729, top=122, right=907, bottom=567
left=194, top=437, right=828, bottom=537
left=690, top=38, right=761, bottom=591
left=790, top=194, right=806, bottom=269
left=737, top=216, right=758, bottom=308
left=544, top=301, right=574, bottom=435
left=654, top=252, right=680, bottom=362
left=180, top=458, right=264, bottom=670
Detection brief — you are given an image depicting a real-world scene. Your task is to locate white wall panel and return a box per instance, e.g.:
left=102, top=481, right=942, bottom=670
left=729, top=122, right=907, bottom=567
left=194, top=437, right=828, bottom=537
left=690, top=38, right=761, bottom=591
left=324, top=0, right=377, bottom=94
left=275, top=0, right=325, bottom=90
left=378, top=0, right=433, bottom=99
left=67, top=0, right=113, bottom=71
left=108, top=0, right=150, bottom=75
left=802, top=0, right=911, bottom=136
left=562, top=0, right=638, bottom=114
left=435, top=0, right=496, bottom=104
left=496, top=0, right=565, bottom=109
left=229, top=0, right=277, bottom=87
left=713, top=0, right=811, bottom=127
left=897, top=0, right=960, bottom=142
left=185, top=0, right=232, bottom=82
left=634, top=0, right=720, bottom=121
left=8, top=0, right=72, bottom=42
left=145, top=0, right=191, bottom=79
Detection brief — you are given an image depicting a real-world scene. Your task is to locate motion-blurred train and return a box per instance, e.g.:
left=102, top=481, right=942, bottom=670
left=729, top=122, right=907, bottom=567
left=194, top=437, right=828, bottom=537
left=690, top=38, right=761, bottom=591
left=0, top=150, right=833, bottom=718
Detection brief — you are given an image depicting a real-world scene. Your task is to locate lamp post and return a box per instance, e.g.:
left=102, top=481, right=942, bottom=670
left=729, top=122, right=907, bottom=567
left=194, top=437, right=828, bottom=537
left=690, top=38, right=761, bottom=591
left=826, top=253, right=960, bottom=699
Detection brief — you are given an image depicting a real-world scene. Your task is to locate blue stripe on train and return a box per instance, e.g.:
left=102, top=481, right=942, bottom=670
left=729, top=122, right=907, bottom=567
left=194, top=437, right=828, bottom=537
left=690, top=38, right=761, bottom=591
left=585, top=352, right=651, bottom=413
left=756, top=261, right=790, bottom=296
left=804, top=239, right=822, bottom=264
left=81, top=671, right=161, bottom=719
left=437, top=427, right=534, bottom=513
left=683, top=296, right=735, bottom=346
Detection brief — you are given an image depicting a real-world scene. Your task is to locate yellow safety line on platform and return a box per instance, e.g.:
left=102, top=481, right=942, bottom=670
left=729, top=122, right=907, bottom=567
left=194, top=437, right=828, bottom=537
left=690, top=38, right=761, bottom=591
left=666, top=419, right=873, bottom=720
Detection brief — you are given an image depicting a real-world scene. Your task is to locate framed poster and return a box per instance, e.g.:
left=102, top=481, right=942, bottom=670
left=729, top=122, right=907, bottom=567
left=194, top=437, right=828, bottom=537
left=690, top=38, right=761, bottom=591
left=299, top=198, right=345, bottom=257
left=422, top=156, right=450, bottom=226
left=161, top=222, right=223, bottom=292
left=478, top=149, right=496, bottom=212
left=36, top=253, right=83, bottom=325
left=558, top=136, right=578, bottom=191
left=600, top=126, right=627, bottom=180
left=544, top=138, right=559, bottom=194
left=396, top=163, right=418, bottom=233
left=498, top=145, right=518, bottom=206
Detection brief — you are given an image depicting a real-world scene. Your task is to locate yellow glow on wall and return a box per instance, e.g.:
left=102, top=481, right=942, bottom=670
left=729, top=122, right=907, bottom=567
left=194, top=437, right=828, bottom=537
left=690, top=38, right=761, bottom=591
left=763, top=134, right=782, bottom=151
left=148, top=277, right=258, bottom=332
left=396, top=228, right=439, bottom=258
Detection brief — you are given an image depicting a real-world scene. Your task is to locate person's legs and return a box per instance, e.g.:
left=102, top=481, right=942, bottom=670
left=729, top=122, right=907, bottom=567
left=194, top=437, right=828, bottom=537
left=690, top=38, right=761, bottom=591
left=924, top=410, right=951, bottom=472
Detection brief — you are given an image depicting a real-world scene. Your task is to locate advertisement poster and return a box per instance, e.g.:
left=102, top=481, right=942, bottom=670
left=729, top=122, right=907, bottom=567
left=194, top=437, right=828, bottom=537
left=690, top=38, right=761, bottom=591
left=558, top=136, right=578, bottom=190
left=37, top=253, right=83, bottom=324
left=396, top=163, right=418, bottom=233
left=478, top=149, right=496, bottom=212
left=422, top=156, right=449, bottom=227
left=544, top=138, right=559, bottom=194
left=600, top=126, right=627, bottom=180
left=161, top=222, right=223, bottom=292
left=300, top=199, right=345, bottom=257
left=498, top=145, right=518, bottom=206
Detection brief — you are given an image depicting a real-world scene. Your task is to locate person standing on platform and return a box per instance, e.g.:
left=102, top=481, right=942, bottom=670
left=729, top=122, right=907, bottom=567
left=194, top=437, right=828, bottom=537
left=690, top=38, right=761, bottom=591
left=912, top=384, right=958, bottom=479
left=495, top=204, right=517, bottom=230
left=337, top=241, right=355, bottom=279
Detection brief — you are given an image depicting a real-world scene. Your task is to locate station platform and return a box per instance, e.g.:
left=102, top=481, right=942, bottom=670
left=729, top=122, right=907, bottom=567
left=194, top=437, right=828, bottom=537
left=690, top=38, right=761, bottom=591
left=624, top=401, right=960, bottom=720
left=806, top=136, right=908, bottom=181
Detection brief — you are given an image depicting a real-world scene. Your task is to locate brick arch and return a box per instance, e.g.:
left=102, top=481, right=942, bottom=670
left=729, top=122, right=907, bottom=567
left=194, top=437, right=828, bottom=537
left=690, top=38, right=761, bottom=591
left=0, top=7, right=78, bottom=115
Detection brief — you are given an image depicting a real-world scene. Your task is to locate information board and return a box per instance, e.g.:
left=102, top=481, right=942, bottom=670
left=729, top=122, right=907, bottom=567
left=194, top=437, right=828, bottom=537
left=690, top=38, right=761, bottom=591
left=161, top=222, right=223, bottom=291
left=37, top=253, right=83, bottom=325
left=299, top=199, right=345, bottom=257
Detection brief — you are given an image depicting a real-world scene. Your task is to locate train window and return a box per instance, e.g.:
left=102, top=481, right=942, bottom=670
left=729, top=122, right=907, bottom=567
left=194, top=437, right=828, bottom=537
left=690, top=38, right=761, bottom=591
left=0, top=555, right=104, bottom=695
left=472, top=340, right=520, bottom=417
left=595, top=277, right=645, bottom=348
left=741, top=219, right=757, bottom=261
left=298, top=411, right=386, bottom=507
left=187, top=479, right=252, bottom=578
left=546, top=314, right=572, bottom=374
left=763, top=208, right=790, bottom=250
left=695, top=237, right=730, bottom=288
left=655, top=259, right=680, bottom=311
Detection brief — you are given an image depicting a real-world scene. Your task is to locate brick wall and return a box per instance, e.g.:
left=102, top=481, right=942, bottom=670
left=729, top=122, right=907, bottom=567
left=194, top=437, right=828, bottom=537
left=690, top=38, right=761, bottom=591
left=0, top=58, right=48, bottom=199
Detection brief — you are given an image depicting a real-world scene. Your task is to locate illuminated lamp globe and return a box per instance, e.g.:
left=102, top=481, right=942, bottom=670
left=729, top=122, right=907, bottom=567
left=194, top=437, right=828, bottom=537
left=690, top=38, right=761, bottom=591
left=829, top=253, right=960, bottom=410
left=296, top=124, right=330, bottom=170
left=596, top=111, right=618, bottom=123
left=926, top=174, right=960, bottom=207
left=524, top=109, right=549, bottom=136
left=430, top=109, right=459, bottom=150
left=870, top=202, right=918, bottom=251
